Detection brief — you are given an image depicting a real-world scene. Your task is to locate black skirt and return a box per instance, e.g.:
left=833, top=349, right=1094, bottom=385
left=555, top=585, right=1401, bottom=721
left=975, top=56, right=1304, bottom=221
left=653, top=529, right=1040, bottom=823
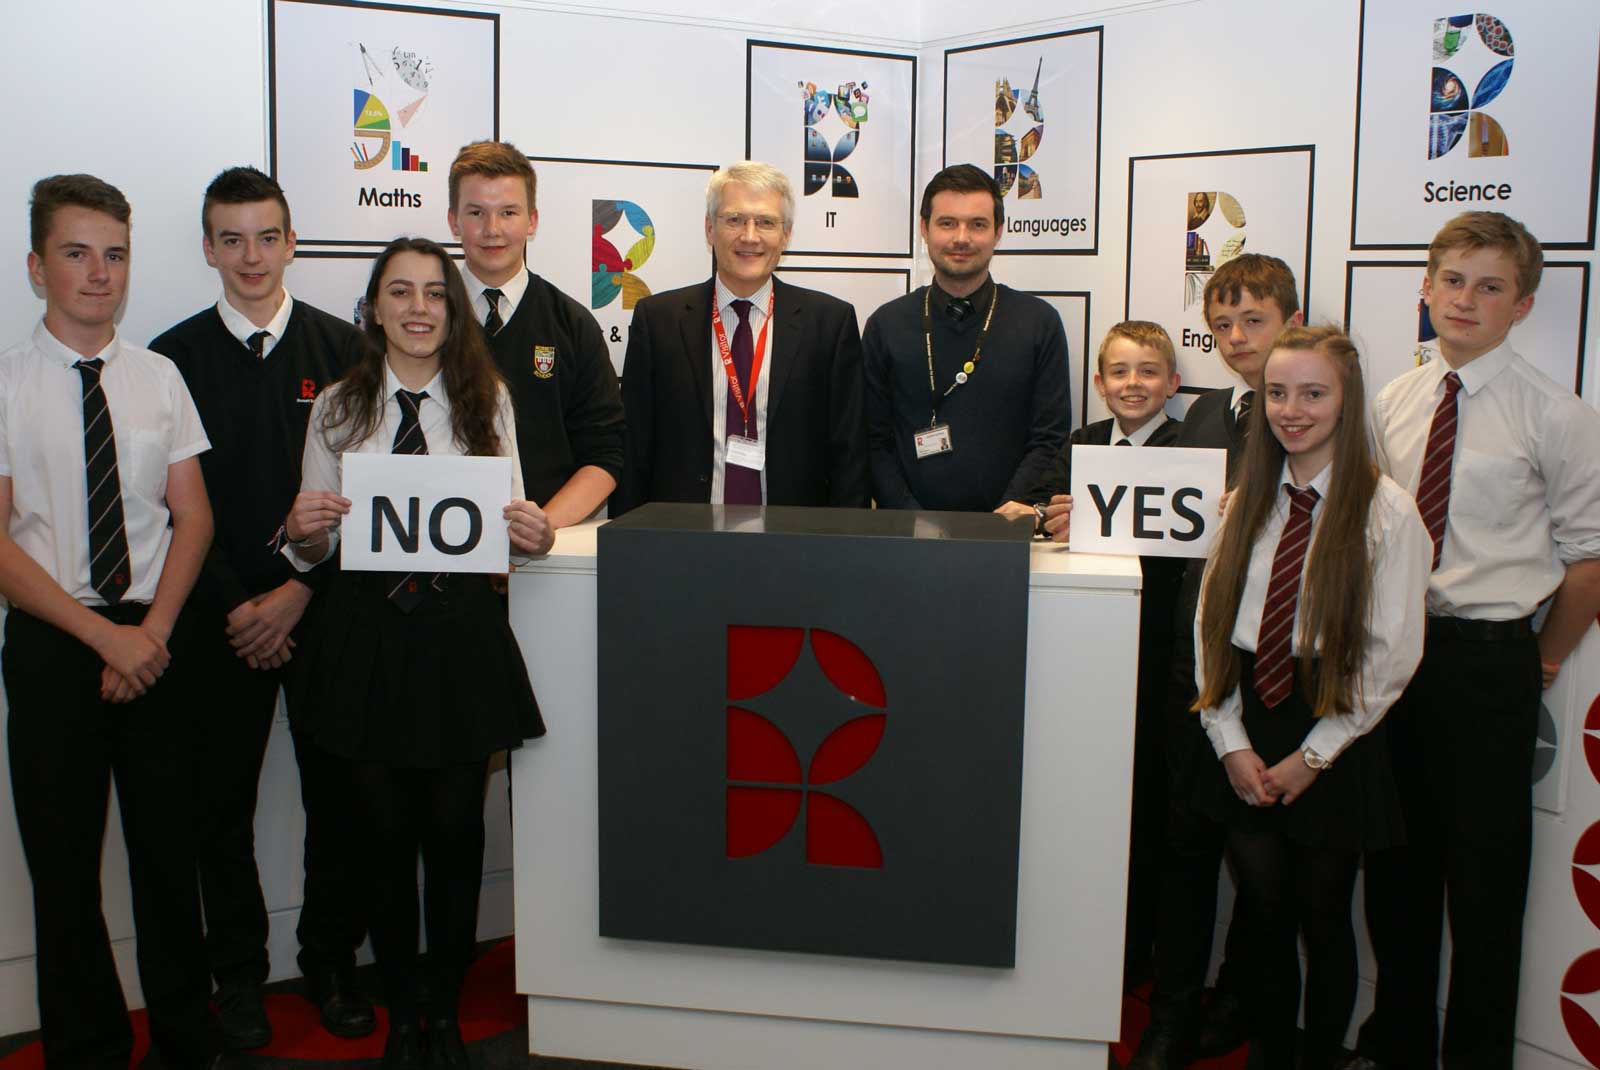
left=287, top=569, right=545, bottom=768
left=1193, top=648, right=1404, bottom=853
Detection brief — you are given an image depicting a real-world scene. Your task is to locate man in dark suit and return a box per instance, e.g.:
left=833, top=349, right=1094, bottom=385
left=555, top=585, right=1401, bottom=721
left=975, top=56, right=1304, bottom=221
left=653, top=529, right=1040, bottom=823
left=611, top=161, right=868, bottom=514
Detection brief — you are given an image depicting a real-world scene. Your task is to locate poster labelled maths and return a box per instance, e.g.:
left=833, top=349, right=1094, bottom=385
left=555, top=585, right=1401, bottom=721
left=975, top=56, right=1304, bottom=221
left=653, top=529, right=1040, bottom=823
left=773, top=266, right=909, bottom=338
left=1024, top=291, right=1091, bottom=432
left=1126, top=146, right=1313, bottom=394
left=270, top=0, right=498, bottom=246
left=943, top=28, right=1103, bottom=255
left=1343, top=259, right=1590, bottom=397
left=1351, top=0, right=1600, bottom=249
left=747, top=41, right=917, bottom=258
left=523, top=157, right=716, bottom=377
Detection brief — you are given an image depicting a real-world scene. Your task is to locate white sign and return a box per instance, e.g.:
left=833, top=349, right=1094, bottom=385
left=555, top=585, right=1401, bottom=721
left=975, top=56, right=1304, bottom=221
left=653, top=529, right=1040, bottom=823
left=1068, top=445, right=1226, bottom=558
left=341, top=453, right=512, bottom=573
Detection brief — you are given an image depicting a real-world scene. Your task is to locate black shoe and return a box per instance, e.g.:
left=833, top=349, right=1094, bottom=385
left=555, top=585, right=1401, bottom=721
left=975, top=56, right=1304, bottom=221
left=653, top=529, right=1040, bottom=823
left=1195, top=985, right=1248, bottom=1057
left=306, top=967, right=378, bottom=1038
left=425, top=1016, right=469, bottom=1070
left=382, top=1021, right=426, bottom=1070
left=213, top=983, right=271, bottom=1051
left=1329, top=1056, right=1387, bottom=1070
left=1124, top=1023, right=1192, bottom=1070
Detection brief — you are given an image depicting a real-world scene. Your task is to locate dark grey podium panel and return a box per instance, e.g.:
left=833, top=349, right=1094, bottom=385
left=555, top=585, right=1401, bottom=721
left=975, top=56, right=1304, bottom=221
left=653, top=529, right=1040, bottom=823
left=596, top=504, right=1031, bottom=968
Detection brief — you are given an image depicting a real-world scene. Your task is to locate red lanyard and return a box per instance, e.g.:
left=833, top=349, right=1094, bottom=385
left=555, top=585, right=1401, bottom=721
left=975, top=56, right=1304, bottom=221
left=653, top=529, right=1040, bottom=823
left=711, top=289, right=774, bottom=434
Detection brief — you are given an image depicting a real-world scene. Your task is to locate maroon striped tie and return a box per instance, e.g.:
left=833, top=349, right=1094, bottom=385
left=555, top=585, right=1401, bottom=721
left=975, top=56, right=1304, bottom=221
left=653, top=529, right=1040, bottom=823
left=1415, top=371, right=1462, bottom=571
left=1253, top=485, right=1321, bottom=709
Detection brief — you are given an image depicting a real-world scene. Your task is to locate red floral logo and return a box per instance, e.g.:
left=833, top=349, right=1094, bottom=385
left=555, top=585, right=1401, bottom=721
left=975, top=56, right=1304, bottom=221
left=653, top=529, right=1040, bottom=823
left=725, top=626, right=886, bottom=868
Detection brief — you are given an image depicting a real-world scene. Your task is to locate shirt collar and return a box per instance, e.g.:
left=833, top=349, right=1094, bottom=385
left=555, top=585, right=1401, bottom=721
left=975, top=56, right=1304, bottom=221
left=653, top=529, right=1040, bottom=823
left=383, top=363, right=446, bottom=403
left=1115, top=410, right=1169, bottom=446
left=1227, top=378, right=1256, bottom=417
left=715, top=274, right=773, bottom=318
left=34, top=319, right=119, bottom=368
left=216, top=289, right=294, bottom=350
left=460, top=264, right=528, bottom=324
left=1435, top=339, right=1516, bottom=397
left=1277, top=457, right=1334, bottom=499
left=929, top=275, right=996, bottom=321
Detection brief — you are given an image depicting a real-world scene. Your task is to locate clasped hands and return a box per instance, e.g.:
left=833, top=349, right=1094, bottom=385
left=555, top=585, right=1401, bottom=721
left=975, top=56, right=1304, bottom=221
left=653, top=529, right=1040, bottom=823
left=1221, top=748, right=1320, bottom=807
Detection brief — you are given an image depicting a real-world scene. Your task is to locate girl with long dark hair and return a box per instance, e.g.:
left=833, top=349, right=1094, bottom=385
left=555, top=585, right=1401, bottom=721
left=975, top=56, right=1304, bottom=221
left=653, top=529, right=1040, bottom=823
left=1192, top=326, right=1429, bottom=1069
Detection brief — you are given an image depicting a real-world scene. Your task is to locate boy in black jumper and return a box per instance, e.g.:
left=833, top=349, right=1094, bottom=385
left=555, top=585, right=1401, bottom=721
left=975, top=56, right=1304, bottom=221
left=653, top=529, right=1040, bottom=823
left=149, top=167, right=374, bottom=1048
left=447, top=140, right=625, bottom=525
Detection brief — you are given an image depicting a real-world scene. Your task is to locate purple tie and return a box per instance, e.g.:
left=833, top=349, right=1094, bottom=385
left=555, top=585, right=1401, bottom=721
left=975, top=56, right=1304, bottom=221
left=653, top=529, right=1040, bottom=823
left=724, top=298, right=762, bottom=505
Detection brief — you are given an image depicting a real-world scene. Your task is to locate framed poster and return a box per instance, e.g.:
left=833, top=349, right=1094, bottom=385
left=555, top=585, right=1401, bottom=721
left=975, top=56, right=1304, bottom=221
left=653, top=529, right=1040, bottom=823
left=1125, top=145, right=1314, bottom=397
left=943, top=28, right=1103, bottom=255
left=1343, top=259, right=1590, bottom=398
left=1351, top=0, right=1600, bottom=249
left=746, top=40, right=917, bottom=258
left=269, top=0, right=498, bottom=246
left=1025, top=291, right=1091, bottom=432
left=523, top=157, right=717, bottom=376
left=772, top=266, right=909, bottom=336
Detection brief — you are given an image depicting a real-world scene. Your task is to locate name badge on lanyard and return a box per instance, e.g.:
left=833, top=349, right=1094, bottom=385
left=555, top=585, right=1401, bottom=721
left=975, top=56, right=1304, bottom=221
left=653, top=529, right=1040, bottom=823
left=915, top=282, right=997, bottom=460
left=712, top=290, right=775, bottom=467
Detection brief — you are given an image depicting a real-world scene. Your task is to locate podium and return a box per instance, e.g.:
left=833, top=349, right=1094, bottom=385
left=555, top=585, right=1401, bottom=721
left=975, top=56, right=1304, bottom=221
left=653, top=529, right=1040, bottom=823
left=509, top=506, right=1141, bottom=1070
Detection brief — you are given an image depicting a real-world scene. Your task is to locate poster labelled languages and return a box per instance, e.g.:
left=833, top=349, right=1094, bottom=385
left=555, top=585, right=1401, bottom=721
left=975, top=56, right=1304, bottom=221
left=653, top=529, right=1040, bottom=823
left=341, top=453, right=511, bottom=573
left=1126, top=146, right=1314, bottom=394
left=1024, top=290, right=1090, bottom=432
left=1343, top=260, right=1590, bottom=397
left=1069, top=446, right=1225, bottom=558
left=747, top=41, right=917, bottom=257
left=522, top=157, right=717, bottom=377
left=1351, top=0, right=1600, bottom=249
left=270, top=0, right=498, bottom=245
left=772, top=266, right=909, bottom=338
left=943, top=27, right=1103, bottom=254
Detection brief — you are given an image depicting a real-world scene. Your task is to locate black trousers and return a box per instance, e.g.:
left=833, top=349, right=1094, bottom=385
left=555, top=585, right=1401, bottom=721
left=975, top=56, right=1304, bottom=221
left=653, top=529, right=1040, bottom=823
left=353, top=758, right=490, bottom=1021
left=4, top=606, right=218, bottom=1070
left=1359, top=630, right=1540, bottom=1070
left=292, top=728, right=372, bottom=977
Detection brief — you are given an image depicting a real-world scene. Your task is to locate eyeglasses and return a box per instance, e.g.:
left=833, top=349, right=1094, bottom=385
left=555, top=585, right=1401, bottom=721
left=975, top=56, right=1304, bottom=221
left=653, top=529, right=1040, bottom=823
left=716, top=212, right=784, bottom=235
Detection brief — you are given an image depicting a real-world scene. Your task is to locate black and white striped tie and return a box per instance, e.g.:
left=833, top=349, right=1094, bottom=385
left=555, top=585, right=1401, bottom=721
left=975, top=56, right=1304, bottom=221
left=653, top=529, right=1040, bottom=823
left=75, top=358, right=132, bottom=605
left=388, top=389, right=433, bottom=612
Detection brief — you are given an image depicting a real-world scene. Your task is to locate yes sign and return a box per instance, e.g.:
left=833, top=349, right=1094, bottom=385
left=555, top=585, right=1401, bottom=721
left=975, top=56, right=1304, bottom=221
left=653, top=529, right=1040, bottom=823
left=1068, top=445, right=1226, bottom=559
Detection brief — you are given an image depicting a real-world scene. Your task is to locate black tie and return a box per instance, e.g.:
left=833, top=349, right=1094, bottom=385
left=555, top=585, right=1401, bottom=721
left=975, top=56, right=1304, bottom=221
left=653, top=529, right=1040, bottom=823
left=1116, top=437, right=1132, bottom=446
left=247, top=330, right=270, bottom=358
left=388, top=389, right=433, bottom=612
left=947, top=296, right=974, bottom=323
left=483, top=289, right=505, bottom=335
left=75, top=359, right=132, bottom=605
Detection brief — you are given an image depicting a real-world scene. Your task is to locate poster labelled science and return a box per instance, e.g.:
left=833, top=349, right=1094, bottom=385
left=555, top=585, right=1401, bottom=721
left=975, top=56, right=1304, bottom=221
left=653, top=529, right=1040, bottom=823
left=523, top=157, right=716, bottom=377
left=1125, top=146, right=1314, bottom=394
left=772, top=267, right=909, bottom=339
left=747, top=41, right=917, bottom=258
left=943, top=27, right=1103, bottom=255
left=270, top=0, right=498, bottom=246
left=1343, top=259, right=1590, bottom=398
left=1351, top=0, right=1600, bottom=249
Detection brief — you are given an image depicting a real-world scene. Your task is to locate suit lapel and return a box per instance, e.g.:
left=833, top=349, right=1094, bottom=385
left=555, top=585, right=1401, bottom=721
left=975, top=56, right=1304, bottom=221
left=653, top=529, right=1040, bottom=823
left=680, top=279, right=716, bottom=434
left=1091, top=420, right=1114, bottom=445
left=764, top=277, right=802, bottom=426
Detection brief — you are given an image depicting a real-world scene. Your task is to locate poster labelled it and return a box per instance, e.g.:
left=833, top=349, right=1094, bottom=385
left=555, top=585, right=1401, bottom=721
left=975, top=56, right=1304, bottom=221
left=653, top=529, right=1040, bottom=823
left=1343, top=260, right=1590, bottom=398
left=1125, top=146, right=1314, bottom=394
left=1024, top=291, right=1090, bottom=433
left=270, top=0, right=497, bottom=246
left=943, top=28, right=1103, bottom=255
left=773, top=266, right=909, bottom=339
left=1068, top=446, right=1226, bottom=558
left=747, top=41, right=917, bottom=257
left=523, top=158, right=717, bottom=377
left=1351, top=0, right=1600, bottom=249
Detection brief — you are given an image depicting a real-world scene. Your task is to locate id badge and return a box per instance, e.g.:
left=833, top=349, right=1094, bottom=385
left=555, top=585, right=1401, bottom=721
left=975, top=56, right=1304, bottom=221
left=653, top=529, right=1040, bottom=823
left=914, top=423, right=954, bottom=460
left=726, top=434, right=766, bottom=472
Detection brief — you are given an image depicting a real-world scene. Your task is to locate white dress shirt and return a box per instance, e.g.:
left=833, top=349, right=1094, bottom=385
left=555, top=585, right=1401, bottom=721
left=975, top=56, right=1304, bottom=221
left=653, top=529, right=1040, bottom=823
left=216, top=289, right=295, bottom=357
left=461, top=264, right=527, bottom=330
left=710, top=274, right=774, bottom=504
left=288, top=364, right=523, bottom=569
left=0, top=321, right=210, bottom=604
left=1114, top=410, right=1169, bottom=446
left=1371, top=340, right=1600, bottom=619
left=1196, top=460, right=1431, bottom=761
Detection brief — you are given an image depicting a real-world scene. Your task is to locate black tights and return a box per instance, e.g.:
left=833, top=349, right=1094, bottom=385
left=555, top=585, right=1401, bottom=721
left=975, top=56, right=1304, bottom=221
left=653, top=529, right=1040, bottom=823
left=352, top=758, right=490, bottom=1022
left=1226, top=826, right=1359, bottom=1069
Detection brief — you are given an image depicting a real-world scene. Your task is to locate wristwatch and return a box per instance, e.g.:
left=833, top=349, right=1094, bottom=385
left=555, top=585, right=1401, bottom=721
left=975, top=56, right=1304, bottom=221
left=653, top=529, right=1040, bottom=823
left=1033, top=503, right=1049, bottom=537
left=1300, top=745, right=1332, bottom=771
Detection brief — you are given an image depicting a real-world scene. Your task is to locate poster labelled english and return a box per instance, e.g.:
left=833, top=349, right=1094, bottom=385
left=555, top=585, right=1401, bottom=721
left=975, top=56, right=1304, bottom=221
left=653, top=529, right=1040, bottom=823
left=522, top=157, right=716, bottom=377
left=270, top=0, right=498, bottom=246
left=942, top=27, right=1103, bottom=255
left=772, top=267, right=910, bottom=340
left=746, top=41, right=917, bottom=257
left=1125, top=146, right=1314, bottom=394
left=1343, top=259, right=1590, bottom=399
left=1351, top=0, right=1600, bottom=249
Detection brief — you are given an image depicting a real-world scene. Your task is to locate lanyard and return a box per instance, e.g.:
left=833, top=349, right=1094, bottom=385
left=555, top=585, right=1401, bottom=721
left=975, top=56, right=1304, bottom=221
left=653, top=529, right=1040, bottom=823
left=711, top=288, right=775, bottom=435
left=923, top=281, right=998, bottom=426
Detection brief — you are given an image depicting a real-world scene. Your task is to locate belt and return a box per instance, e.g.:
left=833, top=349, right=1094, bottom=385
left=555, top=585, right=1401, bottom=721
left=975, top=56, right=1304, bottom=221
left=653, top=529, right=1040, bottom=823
left=1425, top=614, right=1535, bottom=641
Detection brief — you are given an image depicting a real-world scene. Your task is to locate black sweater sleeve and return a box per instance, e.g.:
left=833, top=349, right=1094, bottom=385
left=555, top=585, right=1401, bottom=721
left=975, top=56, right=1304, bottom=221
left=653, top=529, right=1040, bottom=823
left=1001, top=307, right=1071, bottom=504
left=862, top=311, right=921, bottom=510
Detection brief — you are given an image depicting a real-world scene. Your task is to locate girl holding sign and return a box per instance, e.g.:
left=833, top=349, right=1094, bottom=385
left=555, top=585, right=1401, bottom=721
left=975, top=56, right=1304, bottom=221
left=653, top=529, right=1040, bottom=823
left=1191, top=325, right=1429, bottom=1070
left=282, top=236, right=552, bottom=1070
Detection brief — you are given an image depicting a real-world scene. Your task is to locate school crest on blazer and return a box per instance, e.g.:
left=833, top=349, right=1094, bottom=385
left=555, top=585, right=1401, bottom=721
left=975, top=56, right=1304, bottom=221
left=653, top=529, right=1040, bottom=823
left=532, top=345, right=556, bottom=379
